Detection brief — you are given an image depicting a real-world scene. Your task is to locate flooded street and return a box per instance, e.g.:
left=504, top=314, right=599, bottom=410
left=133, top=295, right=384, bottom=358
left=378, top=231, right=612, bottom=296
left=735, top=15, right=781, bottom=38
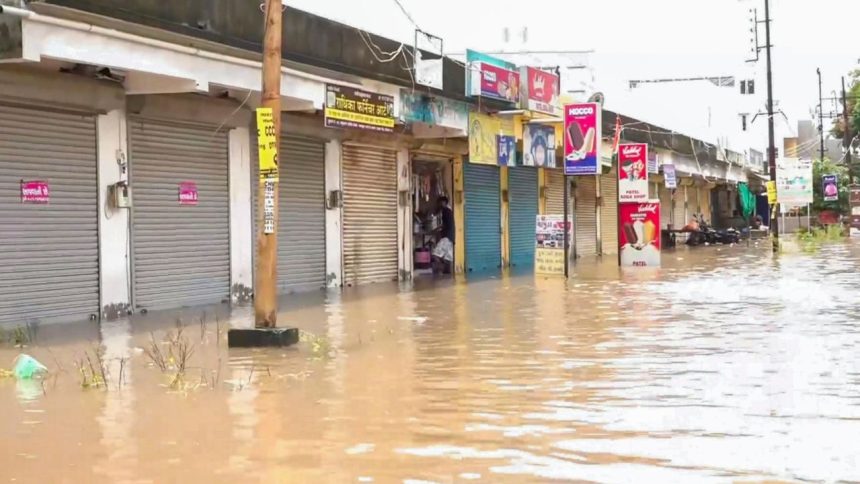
left=2, top=243, right=860, bottom=483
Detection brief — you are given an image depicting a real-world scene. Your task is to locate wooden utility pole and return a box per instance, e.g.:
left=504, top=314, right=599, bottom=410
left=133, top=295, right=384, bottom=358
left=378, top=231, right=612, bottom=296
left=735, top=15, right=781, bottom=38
left=842, top=76, right=854, bottom=184
left=763, top=0, right=778, bottom=252
left=255, top=0, right=282, bottom=327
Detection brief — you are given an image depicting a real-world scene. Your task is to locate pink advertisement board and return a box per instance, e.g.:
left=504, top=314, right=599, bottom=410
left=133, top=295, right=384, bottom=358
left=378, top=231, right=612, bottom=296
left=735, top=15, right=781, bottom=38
left=563, top=103, right=601, bottom=175
left=618, top=143, right=649, bottom=203
left=473, top=62, right=520, bottom=104
left=21, top=180, right=49, bottom=203
left=619, top=201, right=661, bottom=267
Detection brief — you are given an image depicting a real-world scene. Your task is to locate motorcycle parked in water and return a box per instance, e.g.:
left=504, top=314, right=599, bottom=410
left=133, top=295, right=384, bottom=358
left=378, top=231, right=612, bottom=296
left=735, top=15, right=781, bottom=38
left=685, top=214, right=741, bottom=246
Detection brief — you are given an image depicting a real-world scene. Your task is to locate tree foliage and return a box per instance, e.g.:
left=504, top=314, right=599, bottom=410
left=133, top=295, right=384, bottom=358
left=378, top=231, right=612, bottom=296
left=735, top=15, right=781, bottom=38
left=830, top=69, right=860, bottom=140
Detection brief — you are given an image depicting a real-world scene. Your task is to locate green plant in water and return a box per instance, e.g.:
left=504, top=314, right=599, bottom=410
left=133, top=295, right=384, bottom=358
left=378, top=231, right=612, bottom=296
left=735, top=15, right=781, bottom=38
left=299, top=330, right=333, bottom=359
left=794, top=225, right=845, bottom=253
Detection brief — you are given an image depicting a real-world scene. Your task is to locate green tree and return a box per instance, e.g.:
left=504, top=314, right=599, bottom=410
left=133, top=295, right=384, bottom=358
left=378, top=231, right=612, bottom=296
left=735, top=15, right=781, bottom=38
left=812, top=158, right=849, bottom=214
left=830, top=69, right=860, bottom=140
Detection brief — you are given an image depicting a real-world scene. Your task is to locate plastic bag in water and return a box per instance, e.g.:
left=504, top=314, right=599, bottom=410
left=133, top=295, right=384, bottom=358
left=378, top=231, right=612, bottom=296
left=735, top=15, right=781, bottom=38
left=12, top=355, right=48, bottom=380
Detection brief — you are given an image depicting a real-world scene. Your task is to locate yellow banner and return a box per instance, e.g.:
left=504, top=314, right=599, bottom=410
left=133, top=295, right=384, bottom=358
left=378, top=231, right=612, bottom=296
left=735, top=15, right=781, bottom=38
left=256, top=107, right=279, bottom=182
left=469, top=112, right=500, bottom=165
left=324, top=107, right=395, bottom=129
left=766, top=180, right=777, bottom=204
left=535, top=248, right=565, bottom=276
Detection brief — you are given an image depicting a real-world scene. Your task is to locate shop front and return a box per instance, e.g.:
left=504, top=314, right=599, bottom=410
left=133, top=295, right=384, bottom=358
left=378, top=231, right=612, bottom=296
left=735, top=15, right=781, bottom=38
left=508, top=166, right=539, bottom=269
left=410, top=155, right=454, bottom=276
left=463, top=162, right=501, bottom=274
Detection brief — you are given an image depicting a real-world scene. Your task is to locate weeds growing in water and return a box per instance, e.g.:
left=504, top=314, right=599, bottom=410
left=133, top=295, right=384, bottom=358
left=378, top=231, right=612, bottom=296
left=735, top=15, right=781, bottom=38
left=299, top=330, right=333, bottom=359
left=76, top=348, right=109, bottom=389
left=0, top=323, right=33, bottom=347
left=794, top=224, right=845, bottom=252
left=143, top=325, right=196, bottom=390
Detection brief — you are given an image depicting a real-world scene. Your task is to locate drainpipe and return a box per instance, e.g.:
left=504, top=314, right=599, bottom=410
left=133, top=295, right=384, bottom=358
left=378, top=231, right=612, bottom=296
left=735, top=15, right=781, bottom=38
left=0, top=4, right=32, bottom=18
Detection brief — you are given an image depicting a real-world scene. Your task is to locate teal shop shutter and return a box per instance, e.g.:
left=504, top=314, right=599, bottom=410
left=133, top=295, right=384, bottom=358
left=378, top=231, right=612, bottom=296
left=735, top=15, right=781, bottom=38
left=508, top=167, right=538, bottom=269
left=464, top=163, right=501, bottom=274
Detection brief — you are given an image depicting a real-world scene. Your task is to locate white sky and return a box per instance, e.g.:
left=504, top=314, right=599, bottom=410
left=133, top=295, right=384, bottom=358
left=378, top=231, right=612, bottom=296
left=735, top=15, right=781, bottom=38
left=286, top=0, right=860, bottom=153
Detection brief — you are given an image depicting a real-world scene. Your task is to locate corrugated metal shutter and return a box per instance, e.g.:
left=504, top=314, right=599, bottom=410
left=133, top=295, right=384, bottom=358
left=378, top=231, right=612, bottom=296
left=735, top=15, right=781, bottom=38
left=342, top=145, right=397, bottom=286
left=251, top=134, right=328, bottom=293
left=574, top=176, right=598, bottom=257
left=659, top=185, right=672, bottom=229
left=130, top=118, right=230, bottom=311
left=0, top=103, right=99, bottom=325
left=464, top=163, right=501, bottom=273
left=600, top=169, right=618, bottom=256
left=674, top=186, right=687, bottom=228
left=508, top=167, right=538, bottom=268
left=545, top=169, right=567, bottom=216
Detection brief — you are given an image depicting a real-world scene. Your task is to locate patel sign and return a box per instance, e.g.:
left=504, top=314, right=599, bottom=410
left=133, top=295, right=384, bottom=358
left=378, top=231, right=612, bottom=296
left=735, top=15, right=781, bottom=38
left=619, top=201, right=661, bottom=267
left=325, top=84, right=395, bottom=133
left=21, top=180, right=49, bottom=203
left=563, top=103, right=601, bottom=175
left=618, top=143, right=649, bottom=203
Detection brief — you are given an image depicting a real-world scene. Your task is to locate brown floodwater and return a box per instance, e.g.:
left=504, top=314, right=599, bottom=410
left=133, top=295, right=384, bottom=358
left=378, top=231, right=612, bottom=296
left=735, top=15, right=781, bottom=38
left=2, top=241, right=860, bottom=483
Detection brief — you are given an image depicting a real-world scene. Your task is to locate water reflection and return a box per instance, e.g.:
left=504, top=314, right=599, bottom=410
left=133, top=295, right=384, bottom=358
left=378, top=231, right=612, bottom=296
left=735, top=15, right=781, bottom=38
left=1, top=243, right=860, bottom=482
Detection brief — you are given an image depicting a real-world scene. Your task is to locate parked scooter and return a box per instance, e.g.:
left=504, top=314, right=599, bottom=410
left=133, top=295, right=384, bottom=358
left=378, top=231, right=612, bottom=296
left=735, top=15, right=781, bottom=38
left=685, top=214, right=740, bottom=246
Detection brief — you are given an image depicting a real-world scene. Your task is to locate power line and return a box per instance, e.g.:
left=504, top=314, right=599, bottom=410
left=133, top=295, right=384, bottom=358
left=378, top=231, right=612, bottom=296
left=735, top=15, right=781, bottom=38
left=391, top=0, right=419, bottom=28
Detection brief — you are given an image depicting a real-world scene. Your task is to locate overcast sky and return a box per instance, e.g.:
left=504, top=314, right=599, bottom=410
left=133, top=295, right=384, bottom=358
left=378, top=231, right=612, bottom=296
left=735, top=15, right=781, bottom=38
left=286, top=0, right=860, bottom=151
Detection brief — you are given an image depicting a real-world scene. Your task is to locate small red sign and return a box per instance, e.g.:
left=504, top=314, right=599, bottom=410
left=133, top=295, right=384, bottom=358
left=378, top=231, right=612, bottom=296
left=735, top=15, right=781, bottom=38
left=178, top=182, right=198, bottom=205
left=21, top=180, right=49, bottom=203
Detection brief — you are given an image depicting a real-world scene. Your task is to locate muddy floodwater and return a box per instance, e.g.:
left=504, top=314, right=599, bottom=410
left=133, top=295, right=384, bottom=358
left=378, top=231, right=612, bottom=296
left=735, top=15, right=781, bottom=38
left=2, top=242, right=860, bottom=483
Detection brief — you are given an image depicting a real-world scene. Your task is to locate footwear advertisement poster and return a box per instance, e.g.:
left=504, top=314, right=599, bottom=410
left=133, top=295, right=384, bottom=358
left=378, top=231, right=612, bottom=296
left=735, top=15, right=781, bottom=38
left=535, top=214, right=571, bottom=276
left=521, top=67, right=560, bottom=115
left=619, top=201, right=661, bottom=267
left=618, top=143, right=649, bottom=203
left=563, top=103, right=601, bottom=175
left=523, top=124, right=557, bottom=168
left=823, top=174, right=839, bottom=202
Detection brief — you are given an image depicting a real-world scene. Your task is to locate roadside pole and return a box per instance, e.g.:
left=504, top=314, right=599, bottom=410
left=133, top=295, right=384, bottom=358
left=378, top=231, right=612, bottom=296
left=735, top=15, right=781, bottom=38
left=763, top=0, right=779, bottom=252
left=563, top=175, right=569, bottom=278
left=842, top=76, right=853, bottom=184
left=254, top=0, right=282, bottom=327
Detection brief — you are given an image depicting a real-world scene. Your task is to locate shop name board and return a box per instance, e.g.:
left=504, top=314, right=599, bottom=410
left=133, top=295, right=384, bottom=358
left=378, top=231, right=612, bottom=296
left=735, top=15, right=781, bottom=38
left=21, top=180, right=49, bottom=203
left=618, top=143, right=649, bottom=203
left=325, top=84, right=395, bottom=133
left=468, top=62, right=520, bottom=104
left=521, top=67, right=560, bottom=115
left=178, top=181, right=198, bottom=205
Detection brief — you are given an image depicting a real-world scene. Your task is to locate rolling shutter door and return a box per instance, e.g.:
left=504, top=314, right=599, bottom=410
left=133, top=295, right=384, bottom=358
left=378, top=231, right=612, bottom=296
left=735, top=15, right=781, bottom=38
left=659, top=185, right=672, bottom=229
left=277, top=136, right=326, bottom=292
left=508, top=167, right=538, bottom=268
left=574, top=176, right=598, bottom=257
left=0, top=104, right=99, bottom=325
left=130, top=118, right=230, bottom=311
left=545, top=170, right=567, bottom=215
left=342, top=145, right=397, bottom=286
left=464, top=163, right=501, bottom=273
left=600, top=169, right=618, bottom=255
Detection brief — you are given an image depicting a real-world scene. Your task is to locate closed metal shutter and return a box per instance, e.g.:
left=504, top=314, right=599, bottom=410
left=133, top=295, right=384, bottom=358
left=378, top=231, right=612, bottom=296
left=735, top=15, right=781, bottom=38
left=600, top=169, right=618, bottom=256
left=659, top=185, right=672, bottom=229
left=574, top=176, right=598, bottom=257
left=508, top=167, right=538, bottom=268
left=342, top=145, right=397, bottom=286
left=0, top=103, right=99, bottom=325
left=251, top=134, right=327, bottom=293
left=130, top=118, right=230, bottom=311
left=674, top=186, right=687, bottom=228
left=545, top=169, right=567, bottom=216
left=464, top=163, right=501, bottom=273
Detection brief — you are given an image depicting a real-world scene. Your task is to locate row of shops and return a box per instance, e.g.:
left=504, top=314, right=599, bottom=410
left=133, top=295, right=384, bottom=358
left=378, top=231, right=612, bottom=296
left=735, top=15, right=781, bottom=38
left=0, top=3, right=761, bottom=326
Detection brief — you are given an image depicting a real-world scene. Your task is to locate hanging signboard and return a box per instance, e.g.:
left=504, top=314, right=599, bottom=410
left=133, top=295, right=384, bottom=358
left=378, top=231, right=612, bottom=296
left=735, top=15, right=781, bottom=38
left=663, top=164, right=677, bottom=189
left=563, top=103, right=601, bottom=175
left=497, top=135, right=517, bottom=166
left=468, top=62, right=520, bottom=104
left=521, top=67, right=560, bottom=115
left=618, top=143, right=649, bottom=203
left=20, top=180, right=49, bottom=204
left=400, top=90, right=468, bottom=132
left=535, top=214, right=571, bottom=276
left=619, top=201, right=661, bottom=267
left=256, top=107, right=279, bottom=182
left=523, top=124, right=557, bottom=168
left=178, top=181, right=198, bottom=205
left=823, top=174, right=839, bottom=202
left=776, top=157, right=813, bottom=206
left=647, top=151, right=659, bottom=174
left=324, top=83, right=395, bottom=133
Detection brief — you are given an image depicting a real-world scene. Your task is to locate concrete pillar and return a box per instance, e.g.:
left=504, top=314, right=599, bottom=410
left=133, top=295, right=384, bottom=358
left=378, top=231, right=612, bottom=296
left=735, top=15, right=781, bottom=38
left=396, top=149, right=413, bottom=281
left=453, top=156, right=465, bottom=275
left=97, top=110, right=131, bottom=319
left=500, top=166, right=510, bottom=268
left=228, top=127, right=253, bottom=301
left=325, top=140, right=343, bottom=288
left=538, top=167, right=547, bottom=215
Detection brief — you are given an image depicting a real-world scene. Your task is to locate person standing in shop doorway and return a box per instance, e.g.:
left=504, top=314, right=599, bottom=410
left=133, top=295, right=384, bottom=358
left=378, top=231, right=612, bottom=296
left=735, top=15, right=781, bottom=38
left=433, top=196, right=455, bottom=275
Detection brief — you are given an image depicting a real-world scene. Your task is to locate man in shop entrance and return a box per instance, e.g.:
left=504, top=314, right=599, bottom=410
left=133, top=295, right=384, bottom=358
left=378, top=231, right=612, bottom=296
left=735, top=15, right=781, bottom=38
left=433, top=196, right=455, bottom=274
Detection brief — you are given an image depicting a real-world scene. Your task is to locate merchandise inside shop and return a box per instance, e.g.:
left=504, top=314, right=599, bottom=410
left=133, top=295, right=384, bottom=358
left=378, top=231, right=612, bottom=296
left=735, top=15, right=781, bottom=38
left=411, top=158, right=455, bottom=276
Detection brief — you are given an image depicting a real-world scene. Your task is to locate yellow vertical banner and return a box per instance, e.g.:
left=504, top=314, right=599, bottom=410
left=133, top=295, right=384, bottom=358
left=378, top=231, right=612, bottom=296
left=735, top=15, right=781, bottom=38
left=766, top=180, right=777, bottom=204
left=256, top=107, right=279, bottom=182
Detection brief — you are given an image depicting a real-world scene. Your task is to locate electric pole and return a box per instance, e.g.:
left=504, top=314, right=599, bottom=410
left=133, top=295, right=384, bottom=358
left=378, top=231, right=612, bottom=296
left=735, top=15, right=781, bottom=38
left=255, top=0, right=282, bottom=327
left=818, top=68, right=825, bottom=162
left=842, top=76, right=853, bottom=184
left=764, top=0, right=778, bottom=251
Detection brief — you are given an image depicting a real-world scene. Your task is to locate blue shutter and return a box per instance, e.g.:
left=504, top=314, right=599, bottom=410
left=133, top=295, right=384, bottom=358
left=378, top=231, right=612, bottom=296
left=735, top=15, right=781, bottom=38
left=464, top=163, right=501, bottom=274
left=508, top=167, right=538, bottom=269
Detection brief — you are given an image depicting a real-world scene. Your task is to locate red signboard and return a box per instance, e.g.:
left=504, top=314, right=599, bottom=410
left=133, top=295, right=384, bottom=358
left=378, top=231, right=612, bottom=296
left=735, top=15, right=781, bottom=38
left=523, top=67, right=559, bottom=115
left=619, top=201, right=661, bottom=267
left=563, top=103, right=601, bottom=175
left=178, top=181, right=198, bottom=205
left=472, top=62, right=520, bottom=103
left=618, top=143, right=649, bottom=203
left=21, top=180, right=49, bottom=203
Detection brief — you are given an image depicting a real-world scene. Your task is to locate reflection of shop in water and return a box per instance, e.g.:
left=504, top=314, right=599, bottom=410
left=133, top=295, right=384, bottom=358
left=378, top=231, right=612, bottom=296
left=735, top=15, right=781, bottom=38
left=411, top=157, right=454, bottom=276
